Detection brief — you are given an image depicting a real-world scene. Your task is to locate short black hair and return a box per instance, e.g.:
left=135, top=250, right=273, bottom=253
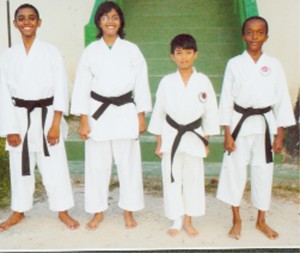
left=14, top=3, right=40, bottom=20
left=94, top=1, right=125, bottom=39
left=170, top=34, right=197, bottom=54
left=242, top=16, right=268, bottom=35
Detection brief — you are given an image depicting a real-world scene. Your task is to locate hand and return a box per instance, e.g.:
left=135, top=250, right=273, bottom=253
left=205, top=146, right=210, bottom=156
left=273, top=127, right=284, bottom=154
left=224, top=135, right=236, bottom=153
left=47, top=125, right=60, bottom=146
left=138, top=112, right=147, bottom=134
left=224, top=126, right=236, bottom=153
left=204, top=135, right=210, bottom=156
left=47, top=111, right=62, bottom=146
left=7, top=134, right=22, bottom=147
left=224, top=126, right=236, bottom=154
left=79, top=115, right=90, bottom=140
left=155, top=145, right=163, bottom=159
left=155, top=135, right=162, bottom=158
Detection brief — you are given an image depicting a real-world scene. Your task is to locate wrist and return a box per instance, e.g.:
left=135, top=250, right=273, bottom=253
left=275, top=127, right=284, bottom=138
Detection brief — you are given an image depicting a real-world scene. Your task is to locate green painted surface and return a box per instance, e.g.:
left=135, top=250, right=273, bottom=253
left=65, top=138, right=282, bottom=164
left=122, top=0, right=243, bottom=98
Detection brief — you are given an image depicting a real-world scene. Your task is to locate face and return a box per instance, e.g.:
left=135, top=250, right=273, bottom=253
left=99, top=8, right=121, bottom=39
left=242, top=19, right=268, bottom=54
left=171, top=48, right=198, bottom=71
left=14, top=7, right=41, bottom=39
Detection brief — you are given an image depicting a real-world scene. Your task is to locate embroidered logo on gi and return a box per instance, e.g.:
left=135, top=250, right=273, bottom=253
left=199, top=92, right=207, bottom=103
left=260, top=66, right=271, bottom=76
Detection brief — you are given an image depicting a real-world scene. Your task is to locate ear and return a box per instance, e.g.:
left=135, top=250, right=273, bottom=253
left=38, top=19, right=42, bottom=27
left=13, top=20, right=18, bottom=29
left=242, top=34, right=246, bottom=42
left=171, top=53, right=175, bottom=62
left=264, top=34, right=269, bottom=42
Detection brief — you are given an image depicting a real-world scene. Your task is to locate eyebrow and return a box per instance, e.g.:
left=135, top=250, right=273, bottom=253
left=103, top=13, right=119, bottom=16
left=17, top=13, right=37, bottom=18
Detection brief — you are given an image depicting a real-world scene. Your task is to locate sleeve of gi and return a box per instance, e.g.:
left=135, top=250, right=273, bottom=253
left=148, top=80, right=165, bottom=135
left=0, top=54, right=20, bottom=137
left=202, top=77, right=220, bottom=136
left=71, top=49, right=93, bottom=116
left=219, top=60, right=235, bottom=126
left=51, top=47, right=69, bottom=115
left=273, top=61, right=296, bottom=128
left=132, top=46, right=152, bottom=113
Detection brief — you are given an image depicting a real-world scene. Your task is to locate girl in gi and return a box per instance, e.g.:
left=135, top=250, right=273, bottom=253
left=217, top=16, right=295, bottom=240
left=71, top=1, right=152, bottom=230
left=148, top=34, right=219, bottom=237
left=0, top=4, right=79, bottom=231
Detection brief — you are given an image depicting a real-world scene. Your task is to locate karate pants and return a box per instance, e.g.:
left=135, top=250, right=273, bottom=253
left=84, top=139, right=144, bottom=213
left=9, top=142, right=74, bottom=212
left=161, top=152, right=205, bottom=220
left=217, top=134, right=274, bottom=211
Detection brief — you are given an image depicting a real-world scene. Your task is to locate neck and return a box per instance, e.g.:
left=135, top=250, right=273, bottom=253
left=22, top=35, right=36, bottom=54
left=179, top=68, right=193, bottom=85
left=103, top=35, right=118, bottom=46
left=247, top=49, right=263, bottom=63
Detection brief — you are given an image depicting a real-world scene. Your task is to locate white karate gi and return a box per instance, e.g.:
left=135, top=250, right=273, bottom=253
left=71, top=37, right=152, bottom=213
left=0, top=38, right=74, bottom=212
left=217, top=51, right=296, bottom=210
left=148, top=69, right=219, bottom=219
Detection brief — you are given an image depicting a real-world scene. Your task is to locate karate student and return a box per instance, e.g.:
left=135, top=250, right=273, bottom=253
left=148, top=34, right=219, bottom=237
left=217, top=16, right=296, bottom=240
left=71, top=1, right=152, bottom=230
left=0, top=4, right=79, bottom=231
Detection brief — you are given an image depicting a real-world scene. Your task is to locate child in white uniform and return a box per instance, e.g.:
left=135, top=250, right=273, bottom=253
left=148, top=34, right=219, bottom=237
left=217, top=16, right=295, bottom=240
left=0, top=4, right=79, bottom=231
left=71, top=1, right=152, bottom=230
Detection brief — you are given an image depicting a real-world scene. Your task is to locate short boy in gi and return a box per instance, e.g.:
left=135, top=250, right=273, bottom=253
left=148, top=34, right=219, bottom=237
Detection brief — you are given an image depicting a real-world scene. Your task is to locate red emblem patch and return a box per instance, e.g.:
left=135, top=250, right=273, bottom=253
left=260, top=66, right=271, bottom=76
left=199, top=92, right=207, bottom=103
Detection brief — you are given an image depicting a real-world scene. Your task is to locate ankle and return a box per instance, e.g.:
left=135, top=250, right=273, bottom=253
left=124, top=210, right=133, bottom=217
left=256, top=218, right=266, bottom=226
left=58, top=210, right=68, bottom=217
left=232, top=218, right=242, bottom=224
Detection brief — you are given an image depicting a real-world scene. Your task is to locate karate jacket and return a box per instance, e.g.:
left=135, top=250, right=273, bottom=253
left=0, top=38, right=69, bottom=152
left=148, top=69, right=220, bottom=158
left=219, top=51, right=296, bottom=136
left=71, top=37, right=152, bottom=140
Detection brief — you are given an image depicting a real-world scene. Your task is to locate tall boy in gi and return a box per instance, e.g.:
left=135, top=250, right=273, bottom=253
left=148, top=34, right=219, bottom=237
left=217, top=16, right=295, bottom=240
left=0, top=4, right=79, bottom=231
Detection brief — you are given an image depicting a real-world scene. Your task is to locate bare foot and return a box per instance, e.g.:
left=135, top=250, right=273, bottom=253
left=228, top=220, right=241, bottom=240
left=58, top=211, right=80, bottom=230
left=0, top=212, right=25, bottom=232
left=124, top=211, right=137, bottom=229
left=256, top=222, right=279, bottom=240
left=167, top=228, right=181, bottom=237
left=183, top=215, right=199, bottom=238
left=183, top=223, right=199, bottom=238
left=86, top=212, right=104, bottom=230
